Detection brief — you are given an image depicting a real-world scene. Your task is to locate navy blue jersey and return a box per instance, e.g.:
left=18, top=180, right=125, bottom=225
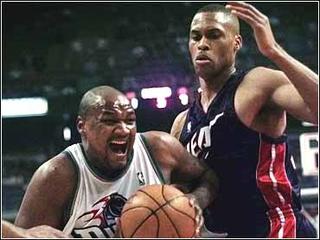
left=179, top=70, right=313, bottom=237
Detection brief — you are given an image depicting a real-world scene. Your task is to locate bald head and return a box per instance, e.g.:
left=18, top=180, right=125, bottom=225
left=195, top=3, right=240, bottom=34
left=78, top=86, right=130, bottom=119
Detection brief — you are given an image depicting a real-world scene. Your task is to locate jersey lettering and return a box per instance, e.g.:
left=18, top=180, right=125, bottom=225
left=186, top=112, right=224, bottom=158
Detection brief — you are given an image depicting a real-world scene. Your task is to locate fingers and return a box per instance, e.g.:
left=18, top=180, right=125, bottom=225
left=187, top=195, right=204, bottom=238
left=195, top=212, right=204, bottom=238
left=227, top=1, right=262, bottom=16
left=226, top=2, right=268, bottom=26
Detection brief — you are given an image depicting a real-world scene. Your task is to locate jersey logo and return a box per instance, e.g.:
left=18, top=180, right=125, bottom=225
left=186, top=112, right=224, bottom=159
left=137, top=171, right=145, bottom=185
left=71, top=193, right=127, bottom=238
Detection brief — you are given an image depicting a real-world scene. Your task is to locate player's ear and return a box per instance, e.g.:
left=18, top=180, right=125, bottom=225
left=76, top=116, right=86, bottom=135
left=234, top=34, right=242, bottom=52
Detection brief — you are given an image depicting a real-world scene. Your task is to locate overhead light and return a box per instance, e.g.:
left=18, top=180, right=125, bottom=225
left=179, top=93, right=189, bottom=105
left=156, top=97, right=167, bottom=109
left=141, top=87, right=172, bottom=99
left=177, top=87, right=189, bottom=105
left=63, top=126, right=72, bottom=141
left=131, top=98, right=139, bottom=109
left=2, top=97, right=48, bottom=118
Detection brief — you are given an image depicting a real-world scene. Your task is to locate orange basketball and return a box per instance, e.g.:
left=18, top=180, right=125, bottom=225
left=118, top=184, right=197, bottom=238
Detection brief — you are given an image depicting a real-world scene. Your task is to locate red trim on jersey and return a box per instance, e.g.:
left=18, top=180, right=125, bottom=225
left=256, top=136, right=296, bottom=238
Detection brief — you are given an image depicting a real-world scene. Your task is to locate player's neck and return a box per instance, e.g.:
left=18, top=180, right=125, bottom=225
left=199, top=67, right=236, bottom=113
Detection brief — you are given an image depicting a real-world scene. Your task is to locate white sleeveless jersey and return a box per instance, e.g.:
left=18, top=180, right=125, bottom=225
left=62, top=133, right=164, bottom=238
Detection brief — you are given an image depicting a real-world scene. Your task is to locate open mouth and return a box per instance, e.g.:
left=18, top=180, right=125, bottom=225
left=109, top=140, right=128, bottom=155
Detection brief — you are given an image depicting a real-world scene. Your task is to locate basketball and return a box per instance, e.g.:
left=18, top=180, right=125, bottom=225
left=118, top=184, right=197, bottom=238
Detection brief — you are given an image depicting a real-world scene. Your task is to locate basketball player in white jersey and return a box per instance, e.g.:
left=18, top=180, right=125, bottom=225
left=14, top=85, right=218, bottom=238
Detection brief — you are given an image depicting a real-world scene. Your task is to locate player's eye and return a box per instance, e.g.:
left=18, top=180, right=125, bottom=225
left=190, top=32, right=202, bottom=41
left=207, top=29, right=221, bottom=39
left=101, top=119, right=118, bottom=125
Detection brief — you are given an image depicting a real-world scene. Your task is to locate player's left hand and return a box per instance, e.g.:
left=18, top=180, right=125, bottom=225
left=185, top=194, right=204, bottom=238
left=23, top=225, right=69, bottom=238
left=226, top=1, right=278, bottom=58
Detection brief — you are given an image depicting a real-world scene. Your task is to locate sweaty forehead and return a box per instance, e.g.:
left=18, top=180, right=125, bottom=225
left=94, top=94, right=132, bottom=111
left=191, top=12, right=231, bottom=29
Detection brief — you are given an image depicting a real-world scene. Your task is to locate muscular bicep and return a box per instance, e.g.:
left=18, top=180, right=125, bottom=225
left=144, top=131, right=218, bottom=208
left=239, top=67, right=316, bottom=129
left=15, top=156, right=76, bottom=230
left=271, top=82, right=315, bottom=123
left=169, top=136, right=219, bottom=208
left=170, top=110, right=188, bottom=139
left=169, top=137, right=207, bottom=184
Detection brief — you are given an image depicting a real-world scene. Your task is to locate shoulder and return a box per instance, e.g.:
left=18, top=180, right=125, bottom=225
left=36, top=152, right=77, bottom=183
left=142, top=131, right=175, bottom=148
left=14, top=151, right=78, bottom=228
left=235, top=67, right=290, bottom=129
left=28, top=152, right=78, bottom=200
left=141, top=131, right=191, bottom=164
left=236, top=66, right=289, bottom=107
left=170, top=109, right=189, bottom=139
left=141, top=131, right=183, bottom=164
left=241, top=66, right=288, bottom=89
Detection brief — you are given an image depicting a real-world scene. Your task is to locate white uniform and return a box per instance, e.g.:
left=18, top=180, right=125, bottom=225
left=62, top=133, right=164, bottom=238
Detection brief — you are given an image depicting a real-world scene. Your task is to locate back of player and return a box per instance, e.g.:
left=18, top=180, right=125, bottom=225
left=179, top=70, right=317, bottom=237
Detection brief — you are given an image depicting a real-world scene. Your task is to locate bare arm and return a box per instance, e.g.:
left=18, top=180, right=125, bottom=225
left=14, top=154, right=77, bottom=230
left=2, top=220, right=68, bottom=238
left=227, top=2, right=318, bottom=124
left=143, top=131, right=218, bottom=209
left=170, top=109, right=188, bottom=139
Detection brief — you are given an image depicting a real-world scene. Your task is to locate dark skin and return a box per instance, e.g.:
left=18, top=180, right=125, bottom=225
left=2, top=220, right=68, bottom=238
left=15, top=86, right=218, bottom=236
left=172, top=2, right=318, bottom=139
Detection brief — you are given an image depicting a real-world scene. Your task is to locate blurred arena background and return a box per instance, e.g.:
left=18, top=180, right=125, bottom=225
left=1, top=1, right=318, bottom=234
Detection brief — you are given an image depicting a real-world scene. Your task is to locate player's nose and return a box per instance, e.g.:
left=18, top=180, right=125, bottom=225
left=197, top=37, right=210, bottom=51
left=114, top=122, right=131, bottom=136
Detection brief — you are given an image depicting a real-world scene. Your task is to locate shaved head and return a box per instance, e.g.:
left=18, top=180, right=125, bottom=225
left=78, top=86, right=130, bottom=119
left=195, top=3, right=240, bottom=34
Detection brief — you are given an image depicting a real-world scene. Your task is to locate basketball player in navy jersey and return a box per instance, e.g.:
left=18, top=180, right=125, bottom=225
left=14, top=85, right=218, bottom=238
left=171, top=2, right=318, bottom=238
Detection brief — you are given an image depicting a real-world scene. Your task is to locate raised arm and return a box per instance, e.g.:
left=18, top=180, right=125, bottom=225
left=226, top=1, right=318, bottom=123
left=14, top=154, right=77, bottom=230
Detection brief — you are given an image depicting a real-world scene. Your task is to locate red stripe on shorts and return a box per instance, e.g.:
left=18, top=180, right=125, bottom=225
left=256, top=136, right=296, bottom=238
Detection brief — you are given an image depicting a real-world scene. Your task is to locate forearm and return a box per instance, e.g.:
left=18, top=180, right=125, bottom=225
left=269, top=44, right=318, bottom=120
left=189, top=169, right=219, bottom=209
left=2, top=220, right=25, bottom=238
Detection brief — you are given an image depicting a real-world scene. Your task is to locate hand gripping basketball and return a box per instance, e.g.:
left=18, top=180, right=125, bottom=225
left=118, top=184, right=199, bottom=238
left=185, top=193, right=204, bottom=238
